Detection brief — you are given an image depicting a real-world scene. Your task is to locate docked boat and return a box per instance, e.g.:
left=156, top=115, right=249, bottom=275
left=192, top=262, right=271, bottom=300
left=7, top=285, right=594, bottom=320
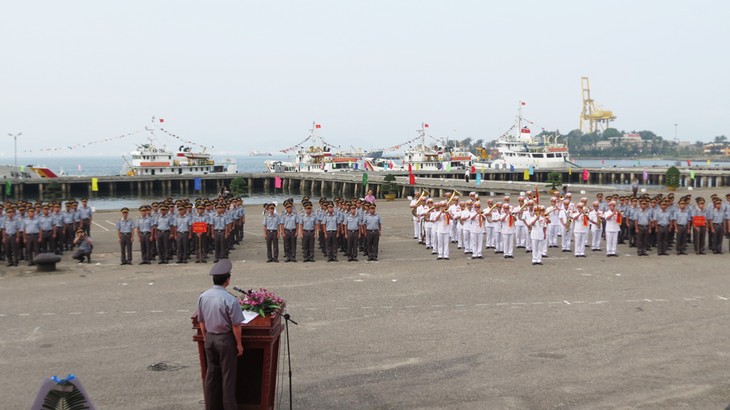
left=402, top=125, right=477, bottom=171
left=265, top=124, right=360, bottom=173
left=249, top=151, right=273, bottom=156
left=120, top=122, right=237, bottom=176
left=474, top=105, right=570, bottom=170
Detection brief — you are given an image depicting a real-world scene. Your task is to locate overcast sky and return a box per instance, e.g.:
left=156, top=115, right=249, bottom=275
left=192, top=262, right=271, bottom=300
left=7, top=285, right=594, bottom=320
left=1, top=0, right=728, bottom=158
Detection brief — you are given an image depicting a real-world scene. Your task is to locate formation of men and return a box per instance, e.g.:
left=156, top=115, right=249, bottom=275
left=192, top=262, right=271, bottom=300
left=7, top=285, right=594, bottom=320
left=410, top=190, right=730, bottom=264
left=260, top=196, right=382, bottom=263
left=1, top=198, right=94, bottom=267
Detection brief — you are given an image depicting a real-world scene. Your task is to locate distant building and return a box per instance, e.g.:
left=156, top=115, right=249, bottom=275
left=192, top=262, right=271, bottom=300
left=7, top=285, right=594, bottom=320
left=703, top=143, right=730, bottom=156
left=621, top=133, right=643, bottom=145
left=595, top=140, right=612, bottom=150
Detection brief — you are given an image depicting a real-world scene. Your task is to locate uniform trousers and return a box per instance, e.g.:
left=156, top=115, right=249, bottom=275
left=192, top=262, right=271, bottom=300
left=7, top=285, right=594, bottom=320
left=0, top=229, right=4, bottom=260
left=605, top=231, right=619, bottom=255
left=437, top=232, right=449, bottom=258
left=450, top=219, right=458, bottom=242
left=140, top=232, right=153, bottom=262
left=456, top=225, right=464, bottom=248
left=64, top=224, right=75, bottom=249
left=325, top=231, right=338, bottom=260
left=590, top=227, right=602, bottom=250
left=25, top=233, right=39, bottom=263
left=561, top=225, right=572, bottom=250
left=176, top=232, right=190, bottom=262
left=675, top=225, right=688, bottom=254
left=495, top=231, right=504, bottom=252
left=54, top=226, right=64, bottom=253
left=119, top=232, right=133, bottom=263
left=502, top=232, right=514, bottom=256
left=531, top=239, right=544, bottom=263
left=413, top=220, right=421, bottom=240
left=5, top=233, right=19, bottom=265
left=485, top=226, right=495, bottom=248
left=515, top=225, right=528, bottom=247
left=302, top=230, right=315, bottom=260
left=470, top=230, right=483, bottom=258
left=284, top=229, right=297, bottom=260
left=366, top=230, right=379, bottom=260
left=40, top=230, right=55, bottom=253
left=265, top=230, right=278, bottom=261
left=424, top=224, right=433, bottom=248
left=204, top=332, right=238, bottom=410
left=213, top=230, right=228, bottom=260
left=80, top=219, right=91, bottom=236
left=711, top=223, right=724, bottom=253
left=346, top=230, right=359, bottom=260
left=656, top=225, right=670, bottom=255
left=430, top=226, right=438, bottom=254
left=637, top=225, right=650, bottom=255
left=548, top=225, right=560, bottom=247
left=693, top=226, right=707, bottom=254
left=462, top=226, right=471, bottom=253
left=573, top=231, right=587, bottom=256
left=157, top=230, right=171, bottom=262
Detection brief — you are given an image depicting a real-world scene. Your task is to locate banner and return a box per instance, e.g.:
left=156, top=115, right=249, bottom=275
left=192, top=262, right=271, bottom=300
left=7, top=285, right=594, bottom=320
left=690, top=170, right=695, bottom=179
left=476, top=173, right=482, bottom=185
left=528, top=165, right=534, bottom=176
left=409, top=171, right=416, bottom=185
left=642, top=170, right=649, bottom=182
left=274, top=176, right=282, bottom=189
left=5, top=180, right=11, bottom=196
left=91, top=178, right=99, bottom=192
left=568, top=167, right=572, bottom=175
left=523, top=169, right=530, bottom=181
left=582, top=169, right=589, bottom=181
left=509, top=164, right=514, bottom=172
left=362, top=173, right=368, bottom=187
left=192, top=222, right=208, bottom=233
left=194, top=178, right=202, bottom=191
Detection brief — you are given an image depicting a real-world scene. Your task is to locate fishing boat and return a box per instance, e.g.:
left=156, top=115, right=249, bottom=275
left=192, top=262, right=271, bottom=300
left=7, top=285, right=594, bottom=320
left=249, top=151, right=273, bottom=156
left=474, top=104, right=570, bottom=170
left=120, top=121, right=237, bottom=176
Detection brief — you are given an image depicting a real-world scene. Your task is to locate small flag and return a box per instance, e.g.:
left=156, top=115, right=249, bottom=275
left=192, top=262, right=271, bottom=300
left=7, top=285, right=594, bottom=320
left=476, top=173, right=482, bottom=185
left=690, top=170, right=695, bottom=179
left=642, top=170, right=648, bottom=182
left=529, top=165, right=534, bottom=176
left=408, top=164, right=413, bottom=173
left=362, top=173, right=368, bottom=187
left=521, top=101, right=526, bottom=106
left=568, top=167, right=573, bottom=175
left=446, top=162, right=452, bottom=172
left=424, top=123, right=429, bottom=128
left=5, top=180, right=11, bottom=196
left=707, top=159, right=711, bottom=165
left=194, top=178, right=202, bottom=191
left=315, top=124, right=321, bottom=129
left=159, top=118, right=165, bottom=123
left=409, top=172, right=416, bottom=185
left=582, top=169, right=589, bottom=181
left=274, top=176, right=282, bottom=189
left=687, top=160, right=691, bottom=166
left=509, top=164, right=514, bottom=172
left=471, top=165, right=476, bottom=174
left=523, top=169, right=530, bottom=181
left=91, top=178, right=99, bottom=192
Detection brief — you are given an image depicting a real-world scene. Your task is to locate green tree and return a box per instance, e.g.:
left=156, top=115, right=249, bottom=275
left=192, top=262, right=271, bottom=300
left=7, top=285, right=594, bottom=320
left=229, top=177, right=248, bottom=194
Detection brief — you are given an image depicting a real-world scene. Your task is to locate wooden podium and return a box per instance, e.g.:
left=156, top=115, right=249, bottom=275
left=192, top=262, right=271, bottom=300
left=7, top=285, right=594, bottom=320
left=192, top=308, right=284, bottom=410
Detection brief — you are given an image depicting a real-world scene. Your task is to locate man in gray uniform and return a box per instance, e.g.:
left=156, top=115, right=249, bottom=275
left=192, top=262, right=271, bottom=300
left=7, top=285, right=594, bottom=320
left=344, top=203, right=361, bottom=262
left=173, top=206, right=192, bottom=263
left=78, top=198, right=93, bottom=235
left=672, top=199, right=691, bottom=255
left=263, top=204, right=281, bottom=263
left=136, top=206, right=153, bottom=264
left=363, top=203, right=382, bottom=261
left=116, top=207, right=135, bottom=265
left=280, top=202, right=300, bottom=262
left=195, top=259, right=244, bottom=410
left=634, top=199, right=652, bottom=256
left=154, top=205, right=173, bottom=264
left=321, top=202, right=340, bottom=262
left=3, top=208, right=21, bottom=266
left=212, top=204, right=230, bottom=262
left=299, top=202, right=319, bottom=262
left=38, top=205, right=56, bottom=253
left=23, top=207, right=41, bottom=265
left=653, top=200, right=672, bottom=256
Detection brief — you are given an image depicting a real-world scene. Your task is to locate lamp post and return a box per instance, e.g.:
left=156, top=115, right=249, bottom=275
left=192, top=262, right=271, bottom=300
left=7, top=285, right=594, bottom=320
left=8, top=132, right=22, bottom=171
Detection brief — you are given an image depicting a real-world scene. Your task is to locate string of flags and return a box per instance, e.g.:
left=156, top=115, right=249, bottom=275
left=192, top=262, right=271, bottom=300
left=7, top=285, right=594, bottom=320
left=158, top=127, right=210, bottom=150
left=25, top=129, right=144, bottom=153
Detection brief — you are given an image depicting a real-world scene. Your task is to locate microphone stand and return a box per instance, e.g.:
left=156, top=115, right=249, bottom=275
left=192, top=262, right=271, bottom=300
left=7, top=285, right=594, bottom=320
left=282, top=313, right=297, bottom=410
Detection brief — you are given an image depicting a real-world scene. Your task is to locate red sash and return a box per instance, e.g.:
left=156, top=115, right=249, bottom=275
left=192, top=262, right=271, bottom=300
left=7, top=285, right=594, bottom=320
left=508, top=215, right=514, bottom=228
left=583, top=215, right=589, bottom=227
left=616, top=213, right=622, bottom=225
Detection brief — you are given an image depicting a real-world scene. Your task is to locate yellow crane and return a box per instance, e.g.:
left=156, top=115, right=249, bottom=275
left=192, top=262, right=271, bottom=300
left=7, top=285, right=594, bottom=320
left=580, top=76, right=616, bottom=133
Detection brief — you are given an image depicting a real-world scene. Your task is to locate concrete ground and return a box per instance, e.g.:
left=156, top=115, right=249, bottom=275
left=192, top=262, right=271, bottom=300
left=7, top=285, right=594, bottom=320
left=1, top=189, right=730, bottom=409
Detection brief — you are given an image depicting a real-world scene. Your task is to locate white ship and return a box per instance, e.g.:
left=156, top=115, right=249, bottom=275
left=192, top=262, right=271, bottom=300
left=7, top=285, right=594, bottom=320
left=402, top=125, right=477, bottom=171
left=265, top=124, right=360, bottom=173
left=121, top=119, right=237, bottom=176
left=475, top=104, right=570, bottom=170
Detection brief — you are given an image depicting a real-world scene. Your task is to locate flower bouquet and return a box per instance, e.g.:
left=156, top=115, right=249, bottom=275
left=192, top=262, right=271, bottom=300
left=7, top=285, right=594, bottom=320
left=239, top=288, right=284, bottom=318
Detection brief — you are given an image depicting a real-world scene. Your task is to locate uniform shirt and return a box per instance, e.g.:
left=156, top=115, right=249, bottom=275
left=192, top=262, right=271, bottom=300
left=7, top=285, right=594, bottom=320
left=588, top=209, right=602, bottom=231
left=23, top=216, right=41, bottom=234
left=0, top=213, right=5, bottom=230
left=78, top=236, right=93, bottom=252
left=321, top=213, right=340, bottom=231
left=634, top=208, right=652, bottom=226
left=301, top=213, right=319, bottom=231
left=345, top=213, right=361, bottom=230
left=192, top=213, right=210, bottom=227
left=672, top=208, right=690, bottom=225
left=435, top=211, right=450, bottom=234
left=155, top=214, right=172, bottom=231
left=53, top=211, right=64, bottom=228
left=263, top=213, right=280, bottom=231
left=604, top=210, right=621, bottom=233
left=62, top=210, right=75, bottom=224
left=137, top=216, right=153, bottom=233
left=78, top=205, right=93, bottom=220
left=363, top=213, right=382, bottom=230
left=39, top=214, right=55, bottom=231
left=528, top=215, right=546, bottom=240
left=654, top=209, right=672, bottom=227
left=4, top=216, right=21, bottom=235
left=116, top=218, right=135, bottom=234
left=212, top=213, right=228, bottom=231
left=175, top=214, right=191, bottom=233
left=196, top=285, right=245, bottom=334
left=710, top=207, right=725, bottom=224
left=280, top=212, right=301, bottom=230
left=571, top=210, right=590, bottom=233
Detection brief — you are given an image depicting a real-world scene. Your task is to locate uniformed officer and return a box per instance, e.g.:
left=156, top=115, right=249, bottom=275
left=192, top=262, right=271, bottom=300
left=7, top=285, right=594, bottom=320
left=263, top=204, right=281, bottom=263
left=38, top=204, right=56, bottom=253
left=78, top=198, right=93, bottom=235
left=195, top=259, right=244, bottom=410
left=62, top=202, right=76, bottom=250
left=634, top=199, right=652, bottom=256
left=363, top=203, right=382, bottom=261
left=691, top=197, right=709, bottom=255
left=3, top=208, right=21, bottom=266
left=280, top=202, right=300, bottom=262
left=321, top=202, right=340, bottom=262
left=0, top=204, right=5, bottom=261
left=344, top=203, right=361, bottom=262
left=136, top=206, right=153, bottom=264
left=709, top=198, right=725, bottom=254
left=300, top=202, right=319, bottom=262
left=672, top=199, right=691, bottom=255
left=154, top=205, right=173, bottom=264
left=653, top=200, right=672, bottom=256
left=192, top=204, right=211, bottom=263
left=173, top=206, right=192, bottom=264
left=212, top=204, right=230, bottom=262
left=23, top=207, right=41, bottom=265
left=52, top=203, right=64, bottom=254
left=116, top=207, right=135, bottom=265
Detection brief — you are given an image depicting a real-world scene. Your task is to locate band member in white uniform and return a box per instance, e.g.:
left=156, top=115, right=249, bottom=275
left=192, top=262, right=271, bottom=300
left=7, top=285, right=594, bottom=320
left=421, top=198, right=434, bottom=250
left=547, top=198, right=561, bottom=248
left=589, top=201, right=604, bottom=251
left=461, top=201, right=473, bottom=254
left=604, top=201, right=621, bottom=257
left=527, top=205, right=547, bottom=265
left=484, top=199, right=496, bottom=249
left=493, top=205, right=504, bottom=254
left=448, top=195, right=460, bottom=243
left=500, top=203, right=516, bottom=258
left=571, top=204, right=589, bottom=257
left=434, top=202, right=451, bottom=260
left=470, top=202, right=485, bottom=259
left=410, top=195, right=423, bottom=241
left=515, top=196, right=528, bottom=249
left=560, top=199, right=573, bottom=252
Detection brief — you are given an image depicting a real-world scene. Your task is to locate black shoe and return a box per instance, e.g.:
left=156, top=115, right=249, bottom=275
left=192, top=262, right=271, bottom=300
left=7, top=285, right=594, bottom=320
left=436, top=257, right=442, bottom=260
left=266, top=259, right=273, bottom=263
left=443, top=257, right=448, bottom=260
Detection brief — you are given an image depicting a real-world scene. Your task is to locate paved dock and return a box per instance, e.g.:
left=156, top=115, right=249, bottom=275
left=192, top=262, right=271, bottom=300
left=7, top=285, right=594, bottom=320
left=1, top=191, right=730, bottom=409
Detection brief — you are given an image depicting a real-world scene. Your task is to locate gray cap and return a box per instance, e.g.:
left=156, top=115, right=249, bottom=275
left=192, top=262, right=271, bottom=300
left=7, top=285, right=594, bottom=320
left=209, top=259, right=232, bottom=276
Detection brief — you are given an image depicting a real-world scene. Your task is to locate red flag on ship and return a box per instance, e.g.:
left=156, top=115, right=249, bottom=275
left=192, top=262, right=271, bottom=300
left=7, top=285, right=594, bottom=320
left=521, top=101, right=526, bottom=106
left=315, top=124, right=321, bottom=129
left=424, top=123, right=429, bottom=128
left=159, top=118, right=165, bottom=123
left=409, top=172, right=416, bottom=185
left=687, top=160, right=691, bottom=166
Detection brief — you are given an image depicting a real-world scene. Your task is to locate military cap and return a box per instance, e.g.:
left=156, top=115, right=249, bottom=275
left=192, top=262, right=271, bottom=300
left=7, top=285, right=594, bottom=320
left=138, top=206, right=146, bottom=211
left=267, top=203, right=275, bottom=209
left=121, top=207, right=129, bottom=212
left=76, top=228, right=84, bottom=233
left=81, top=198, right=88, bottom=201
left=209, top=259, right=232, bottom=276
left=196, top=204, right=204, bottom=209
left=159, top=205, right=169, bottom=210
left=285, top=203, right=293, bottom=208
left=369, top=203, right=376, bottom=208
left=42, top=204, right=49, bottom=209
left=216, top=204, right=226, bottom=209
left=304, top=203, right=313, bottom=209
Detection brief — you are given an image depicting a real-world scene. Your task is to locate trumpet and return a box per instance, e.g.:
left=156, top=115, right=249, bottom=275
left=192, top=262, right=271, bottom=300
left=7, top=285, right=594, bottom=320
left=446, top=189, right=462, bottom=207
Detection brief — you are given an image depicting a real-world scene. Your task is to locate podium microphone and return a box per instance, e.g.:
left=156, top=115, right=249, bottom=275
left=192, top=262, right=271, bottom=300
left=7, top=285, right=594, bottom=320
left=232, top=286, right=248, bottom=294
left=283, top=313, right=298, bottom=325
left=282, top=313, right=297, bottom=410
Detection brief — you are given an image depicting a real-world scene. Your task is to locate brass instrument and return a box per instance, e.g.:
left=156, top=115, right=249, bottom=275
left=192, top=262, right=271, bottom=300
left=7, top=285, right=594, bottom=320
left=410, top=191, right=430, bottom=217
left=446, top=189, right=462, bottom=207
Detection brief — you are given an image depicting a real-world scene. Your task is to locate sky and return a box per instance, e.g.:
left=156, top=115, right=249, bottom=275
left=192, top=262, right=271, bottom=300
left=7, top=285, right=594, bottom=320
left=1, top=0, right=728, bottom=158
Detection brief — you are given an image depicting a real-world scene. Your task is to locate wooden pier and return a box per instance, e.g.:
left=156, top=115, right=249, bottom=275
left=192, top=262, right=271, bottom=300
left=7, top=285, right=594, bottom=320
left=2, top=166, right=729, bottom=202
